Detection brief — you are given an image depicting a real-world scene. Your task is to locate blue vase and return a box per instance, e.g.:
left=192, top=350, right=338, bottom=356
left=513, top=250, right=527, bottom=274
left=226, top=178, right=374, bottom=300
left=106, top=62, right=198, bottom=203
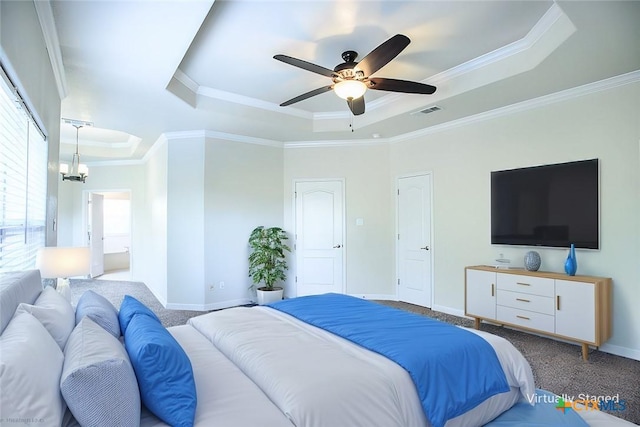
left=564, top=243, right=577, bottom=276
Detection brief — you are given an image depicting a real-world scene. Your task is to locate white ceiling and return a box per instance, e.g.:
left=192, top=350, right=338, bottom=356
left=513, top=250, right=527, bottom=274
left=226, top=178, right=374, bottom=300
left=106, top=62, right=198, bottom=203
left=51, top=1, right=640, bottom=163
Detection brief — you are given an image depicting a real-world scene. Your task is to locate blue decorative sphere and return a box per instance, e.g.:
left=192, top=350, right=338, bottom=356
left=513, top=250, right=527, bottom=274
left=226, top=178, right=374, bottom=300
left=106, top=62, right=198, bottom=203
left=524, top=251, right=541, bottom=271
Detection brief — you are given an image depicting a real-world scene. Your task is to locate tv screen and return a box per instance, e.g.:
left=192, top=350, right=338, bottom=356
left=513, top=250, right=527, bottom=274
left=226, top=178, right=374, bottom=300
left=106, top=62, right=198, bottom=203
left=491, top=159, right=599, bottom=249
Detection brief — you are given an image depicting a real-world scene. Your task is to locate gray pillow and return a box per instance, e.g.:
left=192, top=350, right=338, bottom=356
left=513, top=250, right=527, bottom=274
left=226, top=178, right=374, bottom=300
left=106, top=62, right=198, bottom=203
left=75, top=290, right=120, bottom=338
left=61, top=316, right=141, bottom=427
left=0, top=312, right=65, bottom=426
left=15, top=286, right=75, bottom=350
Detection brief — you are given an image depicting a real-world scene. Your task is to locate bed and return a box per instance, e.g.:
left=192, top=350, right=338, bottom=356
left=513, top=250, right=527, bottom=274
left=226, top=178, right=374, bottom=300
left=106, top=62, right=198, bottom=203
left=0, top=270, right=636, bottom=427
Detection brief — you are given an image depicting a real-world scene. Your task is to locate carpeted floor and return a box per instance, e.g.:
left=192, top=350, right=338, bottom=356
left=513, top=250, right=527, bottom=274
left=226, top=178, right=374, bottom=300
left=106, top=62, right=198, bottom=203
left=69, top=279, right=639, bottom=424
left=69, top=279, right=208, bottom=328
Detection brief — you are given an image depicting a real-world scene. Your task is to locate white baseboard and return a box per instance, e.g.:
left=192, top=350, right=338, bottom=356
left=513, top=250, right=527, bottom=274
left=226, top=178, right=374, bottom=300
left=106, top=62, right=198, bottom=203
left=430, top=304, right=467, bottom=318
left=348, top=293, right=397, bottom=300
left=599, top=343, right=640, bottom=362
left=166, top=298, right=253, bottom=312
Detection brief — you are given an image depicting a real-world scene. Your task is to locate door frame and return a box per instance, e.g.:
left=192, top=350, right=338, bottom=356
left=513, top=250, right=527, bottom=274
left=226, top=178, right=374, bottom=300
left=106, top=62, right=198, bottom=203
left=82, top=188, right=133, bottom=275
left=395, top=172, right=435, bottom=306
left=292, top=178, right=347, bottom=297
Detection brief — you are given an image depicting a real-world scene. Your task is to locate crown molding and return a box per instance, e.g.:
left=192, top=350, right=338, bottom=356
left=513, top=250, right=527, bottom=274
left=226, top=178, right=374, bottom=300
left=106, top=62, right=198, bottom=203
left=134, top=70, right=640, bottom=162
left=390, top=70, right=640, bottom=144
left=33, top=0, right=67, bottom=99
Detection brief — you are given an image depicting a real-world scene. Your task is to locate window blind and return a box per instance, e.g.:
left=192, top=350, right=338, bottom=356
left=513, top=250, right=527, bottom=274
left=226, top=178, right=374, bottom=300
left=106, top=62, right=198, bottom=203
left=0, top=69, right=48, bottom=272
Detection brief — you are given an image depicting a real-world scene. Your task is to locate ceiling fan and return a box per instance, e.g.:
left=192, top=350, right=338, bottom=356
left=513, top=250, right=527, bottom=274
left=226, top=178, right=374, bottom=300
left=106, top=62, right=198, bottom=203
left=274, top=34, right=436, bottom=116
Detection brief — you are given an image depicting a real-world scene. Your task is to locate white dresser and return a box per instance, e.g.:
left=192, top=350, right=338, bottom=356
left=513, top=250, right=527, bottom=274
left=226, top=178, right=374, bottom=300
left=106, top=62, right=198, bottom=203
left=464, top=265, right=612, bottom=361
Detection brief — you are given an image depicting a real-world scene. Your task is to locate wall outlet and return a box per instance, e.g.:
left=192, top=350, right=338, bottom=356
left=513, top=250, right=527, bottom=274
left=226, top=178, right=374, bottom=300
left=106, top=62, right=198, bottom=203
left=219, top=281, right=225, bottom=289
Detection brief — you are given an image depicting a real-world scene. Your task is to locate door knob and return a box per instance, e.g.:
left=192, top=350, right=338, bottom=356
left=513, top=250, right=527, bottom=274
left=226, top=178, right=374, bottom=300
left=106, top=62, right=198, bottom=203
left=333, top=244, right=342, bottom=248
left=420, top=246, right=429, bottom=250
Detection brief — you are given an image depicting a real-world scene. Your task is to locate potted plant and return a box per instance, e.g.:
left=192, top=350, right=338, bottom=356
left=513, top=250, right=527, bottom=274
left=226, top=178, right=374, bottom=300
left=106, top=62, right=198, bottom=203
left=248, top=226, right=291, bottom=304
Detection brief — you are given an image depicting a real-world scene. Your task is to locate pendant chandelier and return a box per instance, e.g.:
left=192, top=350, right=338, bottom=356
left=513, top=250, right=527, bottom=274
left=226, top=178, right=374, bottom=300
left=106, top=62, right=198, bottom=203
left=60, top=124, right=88, bottom=183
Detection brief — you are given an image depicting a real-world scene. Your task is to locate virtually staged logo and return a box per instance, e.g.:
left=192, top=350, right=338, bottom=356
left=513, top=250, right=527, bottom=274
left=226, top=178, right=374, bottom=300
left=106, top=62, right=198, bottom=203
left=555, top=397, right=573, bottom=413
left=553, top=394, right=627, bottom=414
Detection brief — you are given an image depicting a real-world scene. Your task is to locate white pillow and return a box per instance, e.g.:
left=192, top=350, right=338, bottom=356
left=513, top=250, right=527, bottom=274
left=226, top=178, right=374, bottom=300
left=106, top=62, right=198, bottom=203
left=61, top=317, right=141, bottom=426
left=15, top=286, right=75, bottom=350
left=0, top=312, right=65, bottom=426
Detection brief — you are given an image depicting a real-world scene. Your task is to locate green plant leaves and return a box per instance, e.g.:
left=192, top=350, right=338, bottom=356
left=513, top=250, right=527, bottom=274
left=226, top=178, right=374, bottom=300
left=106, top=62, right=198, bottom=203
left=248, top=226, right=291, bottom=290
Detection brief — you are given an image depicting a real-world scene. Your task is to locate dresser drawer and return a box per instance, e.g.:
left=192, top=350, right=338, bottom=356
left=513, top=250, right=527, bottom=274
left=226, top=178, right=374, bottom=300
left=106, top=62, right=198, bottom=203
left=497, top=273, right=554, bottom=297
left=497, top=306, right=555, bottom=334
left=497, top=290, right=555, bottom=315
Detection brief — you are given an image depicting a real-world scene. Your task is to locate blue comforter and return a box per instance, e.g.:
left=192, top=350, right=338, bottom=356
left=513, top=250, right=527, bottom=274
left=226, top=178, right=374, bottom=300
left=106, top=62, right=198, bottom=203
left=269, top=293, right=509, bottom=427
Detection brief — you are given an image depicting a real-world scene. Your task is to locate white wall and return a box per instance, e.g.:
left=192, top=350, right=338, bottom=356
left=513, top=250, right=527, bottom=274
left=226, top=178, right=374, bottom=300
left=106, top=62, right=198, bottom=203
left=204, top=138, right=283, bottom=307
left=1, top=0, right=61, bottom=246
left=140, top=142, right=168, bottom=304
left=166, top=137, right=206, bottom=307
left=57, top=164, right=145, bottom=277
left=283, top=144, right=394, bottom=297
left=136, top=134, right=284, bottom=310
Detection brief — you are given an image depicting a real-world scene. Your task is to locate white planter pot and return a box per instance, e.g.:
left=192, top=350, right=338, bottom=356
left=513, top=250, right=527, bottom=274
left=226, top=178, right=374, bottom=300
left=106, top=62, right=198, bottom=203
left=256, top=287, right=284, bottom=305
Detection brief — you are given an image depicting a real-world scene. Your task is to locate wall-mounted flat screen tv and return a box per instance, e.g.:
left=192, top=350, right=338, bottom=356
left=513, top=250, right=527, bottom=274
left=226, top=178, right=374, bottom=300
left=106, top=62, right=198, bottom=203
left=491, top=159, right=599, bottom=249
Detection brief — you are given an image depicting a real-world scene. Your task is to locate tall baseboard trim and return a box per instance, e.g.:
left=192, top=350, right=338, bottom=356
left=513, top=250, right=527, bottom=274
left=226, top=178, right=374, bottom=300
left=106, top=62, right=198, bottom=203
left=431, top=304, right=466, bottom=318
left=348, top=293, right=397, bottom=300
left=599, top=343, right=640, bottom=362
left=166, top=298, right=253, bottom=312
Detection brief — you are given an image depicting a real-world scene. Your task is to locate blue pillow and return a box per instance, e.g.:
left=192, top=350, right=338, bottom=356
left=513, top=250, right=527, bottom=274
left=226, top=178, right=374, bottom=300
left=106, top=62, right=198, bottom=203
left=118, top=295, right=161, bottom=335
left=75, top=290, right=120, bottom=338
left=124, top=314, right=196, bottom=427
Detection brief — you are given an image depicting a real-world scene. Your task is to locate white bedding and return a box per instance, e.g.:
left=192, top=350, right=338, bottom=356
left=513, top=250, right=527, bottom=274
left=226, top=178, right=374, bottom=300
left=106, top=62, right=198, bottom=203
left=188, top=306, right=535, bottom=427
left=140, top=324, right=293, bottom=427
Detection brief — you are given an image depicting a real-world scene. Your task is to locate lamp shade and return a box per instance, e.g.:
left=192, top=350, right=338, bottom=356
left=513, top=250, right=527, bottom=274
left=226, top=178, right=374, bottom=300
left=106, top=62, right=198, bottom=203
left=35, top=247, right=91, bottom=278
left=334, top=80, right=367, bottom=100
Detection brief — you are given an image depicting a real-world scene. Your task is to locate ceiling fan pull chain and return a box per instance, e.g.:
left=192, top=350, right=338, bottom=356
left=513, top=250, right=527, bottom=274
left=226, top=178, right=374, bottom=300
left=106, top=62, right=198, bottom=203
left=350, top=111, right=354, bottom=132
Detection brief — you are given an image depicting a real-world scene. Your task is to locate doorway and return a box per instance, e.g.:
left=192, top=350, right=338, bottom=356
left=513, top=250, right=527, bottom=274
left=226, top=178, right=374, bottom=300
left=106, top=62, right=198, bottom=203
left=84, top=190, right=132, bottom=280
left=294, top=180, right=345, bottom=297
left=396, top=173, right=433, bottom=307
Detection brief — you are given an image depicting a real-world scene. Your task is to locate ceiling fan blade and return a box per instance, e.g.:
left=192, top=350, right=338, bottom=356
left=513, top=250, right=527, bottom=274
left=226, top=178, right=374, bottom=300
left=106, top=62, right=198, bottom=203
left=280, top=85, right=334, bottom=107
left=367, top=77, right=436, bottom=94
left=347, top=96, right=365, bottom=116
left=356, top=34, right=411, bottom=77
left=274, top=54, right=339, bottom=78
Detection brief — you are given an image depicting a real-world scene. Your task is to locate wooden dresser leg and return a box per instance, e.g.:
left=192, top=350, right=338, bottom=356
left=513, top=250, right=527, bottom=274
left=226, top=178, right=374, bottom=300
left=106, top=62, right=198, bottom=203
left=474, top=318, right=481, bottom=330
left=582, top=343, right=589, bottom=361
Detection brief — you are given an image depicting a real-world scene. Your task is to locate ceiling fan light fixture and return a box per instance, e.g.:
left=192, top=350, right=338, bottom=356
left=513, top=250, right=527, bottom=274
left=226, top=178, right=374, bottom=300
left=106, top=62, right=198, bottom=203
left=334, top=80, right=367, bottom=100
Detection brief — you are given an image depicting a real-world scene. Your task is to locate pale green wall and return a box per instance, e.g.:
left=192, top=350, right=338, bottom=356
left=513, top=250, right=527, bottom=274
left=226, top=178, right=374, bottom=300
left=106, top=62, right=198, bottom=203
left=392, top=82, right=640, bottom=356
left=283, top=144, right=394, bottom=297
left=204, top=138, right=284, bottom=307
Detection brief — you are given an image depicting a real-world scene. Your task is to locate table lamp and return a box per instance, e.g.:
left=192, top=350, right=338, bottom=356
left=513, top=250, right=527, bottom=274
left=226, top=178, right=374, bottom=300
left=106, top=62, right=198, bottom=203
left=35, top=247, right=91, bottom=300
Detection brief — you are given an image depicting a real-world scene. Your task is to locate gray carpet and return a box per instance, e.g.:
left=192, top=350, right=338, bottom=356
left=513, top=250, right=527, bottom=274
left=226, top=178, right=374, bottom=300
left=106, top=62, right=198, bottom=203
left=69, top=279, right=209, bottom=327
left=69, top=279, right=639, bottom=424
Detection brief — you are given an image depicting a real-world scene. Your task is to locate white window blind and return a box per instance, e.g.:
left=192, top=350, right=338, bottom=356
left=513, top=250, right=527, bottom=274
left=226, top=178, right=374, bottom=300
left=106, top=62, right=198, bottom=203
left=0, top=70, right=48, bottom=273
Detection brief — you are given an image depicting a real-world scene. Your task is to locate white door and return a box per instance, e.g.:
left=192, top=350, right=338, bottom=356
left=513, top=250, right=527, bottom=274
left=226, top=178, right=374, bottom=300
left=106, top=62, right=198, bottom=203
left=89, top=193, right=105, bottom=278
left=295, top=180, right=345, bottom=296
left=397, top=174, right=432, bottom=306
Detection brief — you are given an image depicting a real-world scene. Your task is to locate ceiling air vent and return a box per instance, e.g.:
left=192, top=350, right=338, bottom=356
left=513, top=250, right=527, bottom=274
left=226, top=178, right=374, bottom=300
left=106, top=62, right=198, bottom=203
left=416, top=105, right=442, bottom=115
